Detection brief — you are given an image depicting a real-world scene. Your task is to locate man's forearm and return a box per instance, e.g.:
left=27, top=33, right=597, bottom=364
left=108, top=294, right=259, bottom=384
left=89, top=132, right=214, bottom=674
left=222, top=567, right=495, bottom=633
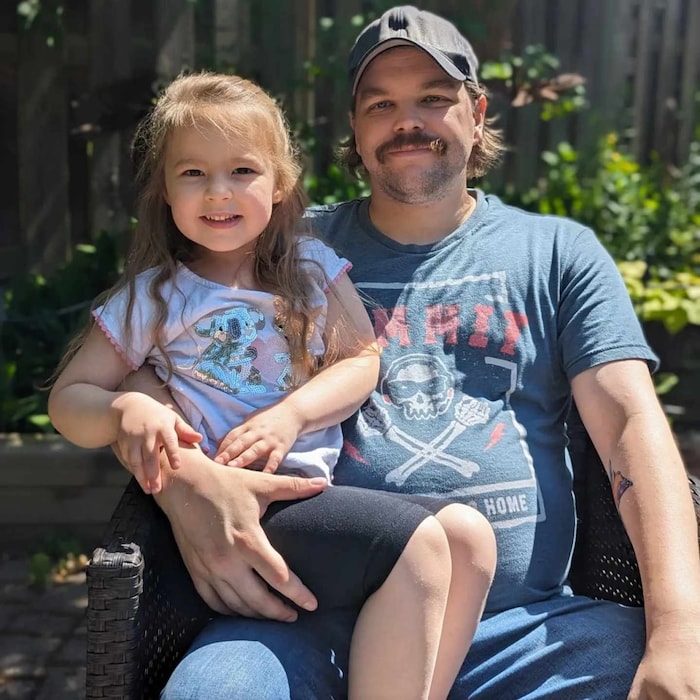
left=572, top=360, right=700, bottom=628
left=612, top=411, right=700, bottom=627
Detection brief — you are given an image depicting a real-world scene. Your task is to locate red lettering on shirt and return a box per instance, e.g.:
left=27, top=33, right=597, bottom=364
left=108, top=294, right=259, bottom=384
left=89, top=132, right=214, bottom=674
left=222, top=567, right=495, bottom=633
left=468, top=304, right=494, bottom=348
left=372, top=307, right=410, bottom=347
left=501, top=311, right=528, bottom=355
left=425, top=304, right=459, bottom=345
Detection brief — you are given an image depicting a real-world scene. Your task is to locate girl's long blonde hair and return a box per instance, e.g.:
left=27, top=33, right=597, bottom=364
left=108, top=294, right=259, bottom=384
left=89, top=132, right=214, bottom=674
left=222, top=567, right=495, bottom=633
left=57, top=72, right=324, bottom=384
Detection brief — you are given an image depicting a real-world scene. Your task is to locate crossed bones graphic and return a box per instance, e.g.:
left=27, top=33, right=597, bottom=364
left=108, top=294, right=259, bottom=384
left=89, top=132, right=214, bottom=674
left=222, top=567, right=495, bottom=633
left=363, top=396, right=489, bottom=486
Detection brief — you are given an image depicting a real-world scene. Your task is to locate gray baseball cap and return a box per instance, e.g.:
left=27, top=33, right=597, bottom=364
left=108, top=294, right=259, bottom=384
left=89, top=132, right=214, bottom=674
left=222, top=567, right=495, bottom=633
left=348, top=5, right=480, bottom=94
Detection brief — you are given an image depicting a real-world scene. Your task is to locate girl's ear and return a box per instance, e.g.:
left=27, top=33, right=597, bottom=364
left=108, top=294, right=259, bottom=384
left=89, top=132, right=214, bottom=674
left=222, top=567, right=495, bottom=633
left=272, top=187, right=283, bottom=204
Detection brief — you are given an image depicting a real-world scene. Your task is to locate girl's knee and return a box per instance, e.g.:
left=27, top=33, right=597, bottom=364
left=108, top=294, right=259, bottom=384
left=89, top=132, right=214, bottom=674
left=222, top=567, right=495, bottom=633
left=398, top=515, right=452, bottom=582
left=435, top=504, right=497, bottom=578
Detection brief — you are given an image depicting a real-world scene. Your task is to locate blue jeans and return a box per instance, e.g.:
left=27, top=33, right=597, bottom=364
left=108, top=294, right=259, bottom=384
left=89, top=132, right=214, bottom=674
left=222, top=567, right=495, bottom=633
left=161, top=595, right=645, bottom=699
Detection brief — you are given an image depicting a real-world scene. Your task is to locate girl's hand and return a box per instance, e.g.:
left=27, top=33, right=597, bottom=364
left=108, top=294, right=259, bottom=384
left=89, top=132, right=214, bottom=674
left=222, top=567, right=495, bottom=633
left=214, top=403, right=302, bottom=472
left=112, top=392, right=202, bottom=493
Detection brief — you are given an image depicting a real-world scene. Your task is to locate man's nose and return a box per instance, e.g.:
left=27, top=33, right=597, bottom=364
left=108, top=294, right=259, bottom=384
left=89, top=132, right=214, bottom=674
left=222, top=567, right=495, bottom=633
left=393, top=104, right=424, bottom=132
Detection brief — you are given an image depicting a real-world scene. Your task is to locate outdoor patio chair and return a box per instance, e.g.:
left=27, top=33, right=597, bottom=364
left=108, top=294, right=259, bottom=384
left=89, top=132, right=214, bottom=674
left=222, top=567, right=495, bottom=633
left=85, top=405, right=700, bottom=699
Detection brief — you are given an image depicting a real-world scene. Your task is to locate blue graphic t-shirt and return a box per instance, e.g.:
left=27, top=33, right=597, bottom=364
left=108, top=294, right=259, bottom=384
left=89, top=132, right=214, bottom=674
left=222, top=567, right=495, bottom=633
left=307, top=192, right=657, bottom=612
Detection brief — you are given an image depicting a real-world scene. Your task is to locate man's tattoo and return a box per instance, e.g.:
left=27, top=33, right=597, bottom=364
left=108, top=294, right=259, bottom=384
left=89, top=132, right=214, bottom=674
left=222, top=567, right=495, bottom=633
left=608, top=460, right=634, bottom=508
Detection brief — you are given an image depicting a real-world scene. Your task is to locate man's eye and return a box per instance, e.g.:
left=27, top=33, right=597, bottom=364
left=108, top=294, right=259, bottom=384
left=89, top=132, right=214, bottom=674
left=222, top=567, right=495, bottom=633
left=369, top=100, right=391, bottom=111
left=424, top=95, right=445, bottom=103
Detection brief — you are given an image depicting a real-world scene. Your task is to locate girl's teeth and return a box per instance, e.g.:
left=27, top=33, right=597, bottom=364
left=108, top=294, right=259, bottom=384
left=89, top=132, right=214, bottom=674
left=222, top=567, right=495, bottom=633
left=206, top=215, right=234, bottom=221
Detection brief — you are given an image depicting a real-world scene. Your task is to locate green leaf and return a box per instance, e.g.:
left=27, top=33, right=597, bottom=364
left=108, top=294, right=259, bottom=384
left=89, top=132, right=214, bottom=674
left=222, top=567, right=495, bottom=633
left=28, top=414, right=52, bottom=429
left=653, top=372, right=679, bottom=396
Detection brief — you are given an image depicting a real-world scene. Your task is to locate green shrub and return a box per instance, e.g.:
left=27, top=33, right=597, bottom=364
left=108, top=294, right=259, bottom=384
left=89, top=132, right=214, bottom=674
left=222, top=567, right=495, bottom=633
left=0, top=231, right=123, bottom=433
left=497, top=135, right=700, bottom=334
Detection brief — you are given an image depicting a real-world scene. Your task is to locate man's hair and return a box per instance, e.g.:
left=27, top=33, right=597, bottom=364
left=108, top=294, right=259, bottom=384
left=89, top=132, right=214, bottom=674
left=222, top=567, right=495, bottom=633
left=337, top=82, right=505, bottom=181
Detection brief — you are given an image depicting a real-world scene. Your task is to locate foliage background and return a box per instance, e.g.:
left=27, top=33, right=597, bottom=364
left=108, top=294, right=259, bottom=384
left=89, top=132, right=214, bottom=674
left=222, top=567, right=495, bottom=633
left=2, top=0, right=699, bottom=434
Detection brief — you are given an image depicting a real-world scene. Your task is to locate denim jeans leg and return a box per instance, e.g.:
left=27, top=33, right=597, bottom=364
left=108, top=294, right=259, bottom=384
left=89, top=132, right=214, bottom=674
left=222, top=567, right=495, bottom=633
left=161, top=609, right=355, bottom=700
left=451, top=595, right=646, bottom=700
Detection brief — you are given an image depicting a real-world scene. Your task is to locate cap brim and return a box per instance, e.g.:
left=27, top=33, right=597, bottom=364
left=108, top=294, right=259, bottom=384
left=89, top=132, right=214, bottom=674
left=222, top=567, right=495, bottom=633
left=351, top=38, right=468, bottom=94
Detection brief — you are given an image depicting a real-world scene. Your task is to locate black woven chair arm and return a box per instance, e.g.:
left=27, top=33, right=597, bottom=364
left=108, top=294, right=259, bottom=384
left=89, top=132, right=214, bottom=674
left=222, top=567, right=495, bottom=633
left=86, top=478, right=214, bottom=699
left=690, top=472, right=700, bottom=544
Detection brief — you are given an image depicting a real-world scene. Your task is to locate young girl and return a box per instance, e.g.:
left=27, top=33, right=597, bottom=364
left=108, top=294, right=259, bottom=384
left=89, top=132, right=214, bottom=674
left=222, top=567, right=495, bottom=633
left=48, top=72, right=496, bottom=699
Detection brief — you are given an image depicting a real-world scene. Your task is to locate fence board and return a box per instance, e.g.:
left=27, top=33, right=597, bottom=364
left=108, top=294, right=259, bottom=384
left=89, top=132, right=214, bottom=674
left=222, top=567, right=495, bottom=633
left=631, top=0, right=655, bottom=158
left=156, top=0, right=196, bottom=79
left=88, top=0, right=133, bottom=239
left=678, top=0, right=700, bottom=162
left=17, top=25, right=71, bottom=277
left=293, top=0, right=316, bottom=128
left=654, top=0, right=683, bottom=163
left=214, top=0, right=247, bottom=71
left=546, top=0, right=578, bottom=150
left=0, top=29, right=22, bottom=281
left=312, top=0, right=364, bottom=177
left=512, top=0, right=548, bottom=190
left=591, top=0, right=632, bottom=147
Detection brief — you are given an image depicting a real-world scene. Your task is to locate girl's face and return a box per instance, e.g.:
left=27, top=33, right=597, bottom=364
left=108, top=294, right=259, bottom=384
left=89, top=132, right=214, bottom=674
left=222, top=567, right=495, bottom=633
left=163, top=121, right=282, bottom=265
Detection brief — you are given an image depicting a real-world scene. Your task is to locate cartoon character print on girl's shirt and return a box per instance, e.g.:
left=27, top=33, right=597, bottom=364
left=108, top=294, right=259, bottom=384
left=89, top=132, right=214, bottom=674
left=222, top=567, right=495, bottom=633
left=192, top=303, right=299, bottom=396
left=192, top=306, right=267, bottom=394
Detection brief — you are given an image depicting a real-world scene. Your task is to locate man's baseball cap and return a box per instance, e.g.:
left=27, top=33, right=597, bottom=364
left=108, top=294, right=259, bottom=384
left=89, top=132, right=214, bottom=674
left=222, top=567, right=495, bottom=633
left=348, top=5, right=480, bottom=94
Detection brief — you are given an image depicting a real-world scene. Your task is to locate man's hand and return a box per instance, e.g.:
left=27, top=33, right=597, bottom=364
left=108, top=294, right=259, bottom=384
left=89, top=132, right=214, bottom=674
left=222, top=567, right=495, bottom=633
left=629, top=612, right=700, bottom=698
left=112, top=392, right=202, bottom=494
left=214, top=403, right=303, bottom=472
left=156, top=446, right=327, bottom=620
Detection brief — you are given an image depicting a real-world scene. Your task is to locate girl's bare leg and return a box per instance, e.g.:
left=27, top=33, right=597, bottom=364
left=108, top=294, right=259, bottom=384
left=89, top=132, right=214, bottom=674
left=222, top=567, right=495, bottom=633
left=429, top=504, right=497, bottom=699
left=348, top=515, right=451, bottom=700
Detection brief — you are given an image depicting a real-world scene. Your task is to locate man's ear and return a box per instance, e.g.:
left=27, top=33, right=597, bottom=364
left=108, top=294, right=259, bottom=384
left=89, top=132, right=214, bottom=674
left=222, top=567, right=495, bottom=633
left=473, top=94, right=488, bottom=143
left=349, top=110, right=355, bottom=131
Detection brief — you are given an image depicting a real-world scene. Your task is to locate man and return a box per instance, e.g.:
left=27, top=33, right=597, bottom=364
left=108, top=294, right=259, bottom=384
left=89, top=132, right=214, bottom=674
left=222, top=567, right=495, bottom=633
left=139, top=6, right=700, bottom=698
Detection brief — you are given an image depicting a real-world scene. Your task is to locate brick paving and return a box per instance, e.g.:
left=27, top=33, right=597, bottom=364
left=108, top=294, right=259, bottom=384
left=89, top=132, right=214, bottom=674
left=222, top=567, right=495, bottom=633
left=0, top=556, right=86, bottom=699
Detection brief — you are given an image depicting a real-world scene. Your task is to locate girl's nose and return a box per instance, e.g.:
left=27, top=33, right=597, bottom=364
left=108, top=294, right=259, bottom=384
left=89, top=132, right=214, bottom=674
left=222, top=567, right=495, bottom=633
left=205, top=177, right=232, bottom=200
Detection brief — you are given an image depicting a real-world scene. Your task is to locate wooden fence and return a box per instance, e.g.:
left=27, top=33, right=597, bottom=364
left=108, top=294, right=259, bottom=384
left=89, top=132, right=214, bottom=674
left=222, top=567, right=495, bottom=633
left=1, top=0, right=699, bottom=282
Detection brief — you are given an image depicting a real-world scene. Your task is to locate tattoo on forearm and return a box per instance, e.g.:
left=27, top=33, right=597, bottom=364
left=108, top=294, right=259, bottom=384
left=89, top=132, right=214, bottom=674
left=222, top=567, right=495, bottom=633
left=608, top=460, right=634, bottom=509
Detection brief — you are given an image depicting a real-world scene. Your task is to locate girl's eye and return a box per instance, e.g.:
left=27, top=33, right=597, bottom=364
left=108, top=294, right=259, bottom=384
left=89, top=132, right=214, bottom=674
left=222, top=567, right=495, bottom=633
left=183, top=169, right=203, bottom=177
left=233, top=167, right=255, bottom=175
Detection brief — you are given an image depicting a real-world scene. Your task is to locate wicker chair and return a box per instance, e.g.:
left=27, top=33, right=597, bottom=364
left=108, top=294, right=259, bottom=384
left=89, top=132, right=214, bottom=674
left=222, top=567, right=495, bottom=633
left=86, top=407, right=700, bottom=699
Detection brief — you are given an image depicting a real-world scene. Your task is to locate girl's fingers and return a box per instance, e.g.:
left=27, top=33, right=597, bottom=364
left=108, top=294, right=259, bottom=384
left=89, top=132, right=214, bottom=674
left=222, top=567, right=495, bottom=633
left=161, top=429, right=182, bottom=470
left=214, top=429, right=248, bottom=461
left=262, top=452, right=282, bottom=473
left=229, top=445, right=265, bottom=469
left=142, top=437, right=161, bottom=482
left=126, top=444, right=148, bottom=490
left=174, top=417, right=202, bottom=444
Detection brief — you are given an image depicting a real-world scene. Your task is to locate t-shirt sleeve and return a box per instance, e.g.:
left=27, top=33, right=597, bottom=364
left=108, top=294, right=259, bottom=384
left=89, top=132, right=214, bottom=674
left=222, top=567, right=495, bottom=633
left=558, top=227, right=658, bottom=380
left=92, top=276, right=157, bottom=371
left=297, top=236, right=352, bottom=290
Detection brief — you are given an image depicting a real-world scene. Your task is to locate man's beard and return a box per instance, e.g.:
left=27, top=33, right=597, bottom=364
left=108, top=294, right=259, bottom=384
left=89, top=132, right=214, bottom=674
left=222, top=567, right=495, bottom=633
left=372, top=133, right=468, bottom=204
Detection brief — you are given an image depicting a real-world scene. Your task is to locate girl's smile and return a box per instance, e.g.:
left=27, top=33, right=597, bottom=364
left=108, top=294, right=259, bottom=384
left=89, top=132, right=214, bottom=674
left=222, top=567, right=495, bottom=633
left=200, top=213, right=243, bottom=228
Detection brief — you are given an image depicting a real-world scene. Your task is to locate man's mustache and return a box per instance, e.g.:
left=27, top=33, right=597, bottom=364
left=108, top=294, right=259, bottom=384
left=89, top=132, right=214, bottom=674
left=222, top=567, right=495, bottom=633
left=375, top=134, right=446, bottom=162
